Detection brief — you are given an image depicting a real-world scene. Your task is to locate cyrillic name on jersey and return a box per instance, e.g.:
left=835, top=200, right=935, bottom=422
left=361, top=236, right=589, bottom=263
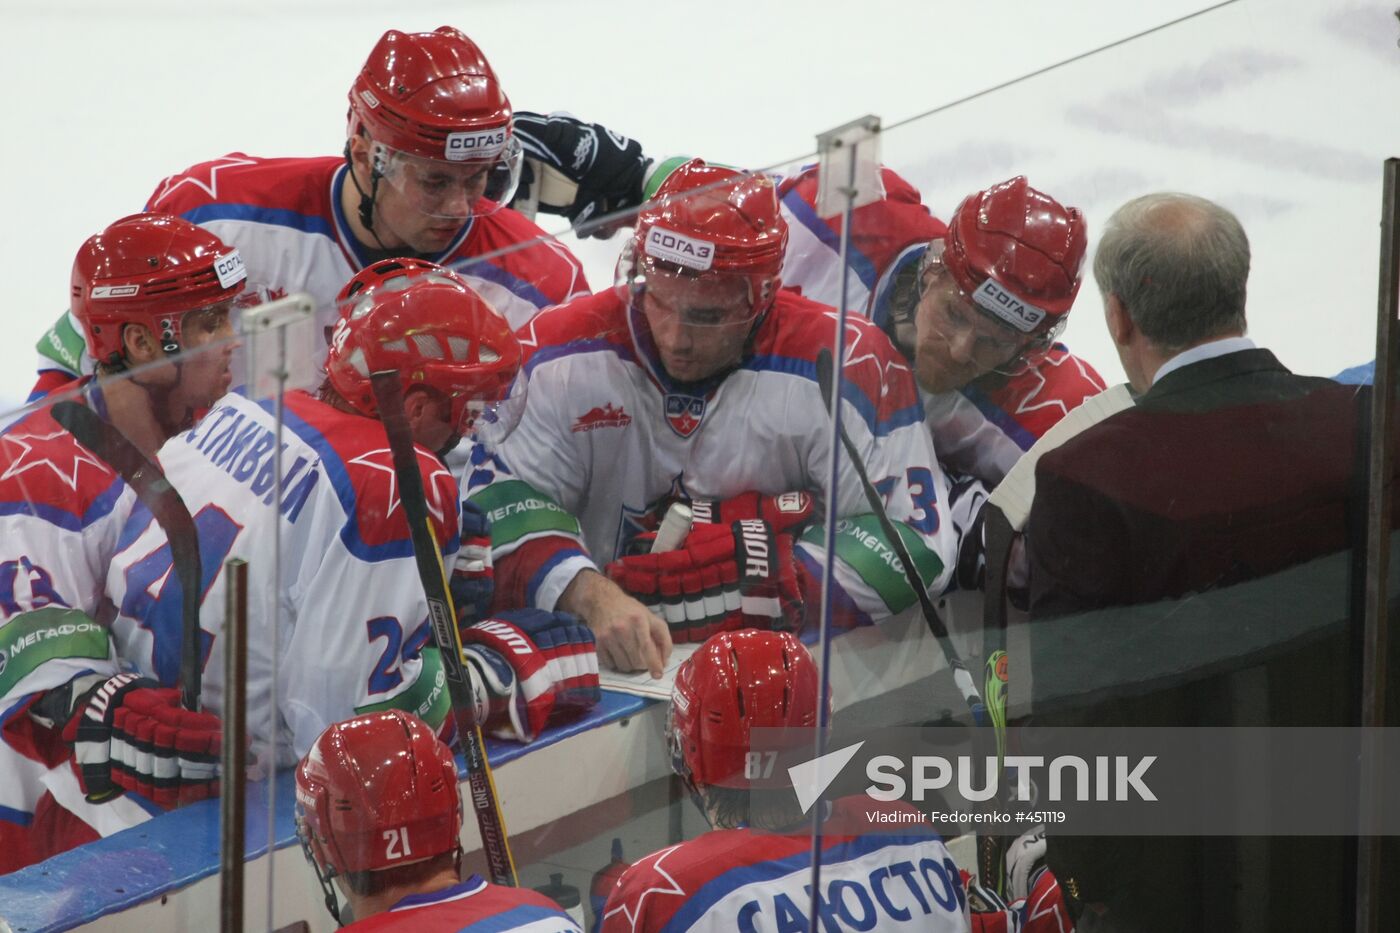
left=182, top=403, right=321, bottom=521
left=735, top=855, right=965, bottom=932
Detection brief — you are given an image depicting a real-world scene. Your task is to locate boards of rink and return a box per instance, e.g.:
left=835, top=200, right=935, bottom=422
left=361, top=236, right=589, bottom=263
left=0, top=607, right=965, bottom=933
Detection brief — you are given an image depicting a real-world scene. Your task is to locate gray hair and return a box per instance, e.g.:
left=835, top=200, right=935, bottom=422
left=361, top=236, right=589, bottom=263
left=1092, top=192, right=1250, bottom=353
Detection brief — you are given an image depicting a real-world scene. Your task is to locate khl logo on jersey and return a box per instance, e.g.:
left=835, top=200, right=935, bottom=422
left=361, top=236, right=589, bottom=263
left=664, top=394, right=707, bottom=438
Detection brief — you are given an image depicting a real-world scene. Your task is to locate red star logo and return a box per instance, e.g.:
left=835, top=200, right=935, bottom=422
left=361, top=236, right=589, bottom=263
left=148, top=155, right=258, bottom=208
left=1, top=430, right=111, bottom=492
left=601, top=845, right=688, bottom=933
left=346, top=448, right=456, bottom=527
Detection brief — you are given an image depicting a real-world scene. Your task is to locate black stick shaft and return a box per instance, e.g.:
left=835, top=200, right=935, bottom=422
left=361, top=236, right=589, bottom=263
left=51, top=400, right=204, bottom=711
left=814, top=348, right=987, bottom=724
left=369, top=372, right=517, bottom=887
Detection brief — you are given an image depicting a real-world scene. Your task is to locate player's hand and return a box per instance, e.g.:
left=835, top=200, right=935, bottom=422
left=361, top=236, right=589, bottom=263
left=64, top=673, right=221, bottom=809
left=559, top=569, right=671, bottom=678
left=510, top=111, right=649, bottom=238
left=605, top=520, right=806, bottom=644
left=460, top=609, right=601, bottom=742
left=688, top=490, right=816, bottom=536
left=451, top=498, right=495, bottom=629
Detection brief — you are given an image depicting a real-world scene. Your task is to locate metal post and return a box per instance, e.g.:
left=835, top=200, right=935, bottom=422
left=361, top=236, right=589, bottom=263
left=807, top=114, right=880, bottom=932
left=1357, top=157, right=1399, bottom=933
left=220, top=558, right=249, bottom=933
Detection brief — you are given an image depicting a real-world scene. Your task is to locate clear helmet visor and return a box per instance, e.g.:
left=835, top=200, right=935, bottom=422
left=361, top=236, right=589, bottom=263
left=614, top=241, right=771, bottom=329
left=373, top=136, right=523, bottom=221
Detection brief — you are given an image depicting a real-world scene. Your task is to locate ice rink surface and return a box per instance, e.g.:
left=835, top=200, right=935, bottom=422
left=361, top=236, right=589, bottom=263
left=3, top=0, right=1395, bottom=408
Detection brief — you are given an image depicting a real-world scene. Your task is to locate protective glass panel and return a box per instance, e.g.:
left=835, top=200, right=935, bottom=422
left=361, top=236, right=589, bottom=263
left=2, top=2, right=1397, bottom=932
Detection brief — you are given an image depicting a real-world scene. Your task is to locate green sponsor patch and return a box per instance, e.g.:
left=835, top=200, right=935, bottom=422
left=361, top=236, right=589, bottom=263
left=356, top=645, right=451, bottom=732
left=801, top=516, right=947, bottom=614
left=469, top=479, right=582, bottom=548
left=36, top=313, right=87, bottom=374
left=0, top=607, right=111, bottom=696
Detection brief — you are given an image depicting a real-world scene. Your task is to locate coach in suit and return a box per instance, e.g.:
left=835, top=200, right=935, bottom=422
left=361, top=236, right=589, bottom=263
left=1024, top=193, right=1393, bottom=932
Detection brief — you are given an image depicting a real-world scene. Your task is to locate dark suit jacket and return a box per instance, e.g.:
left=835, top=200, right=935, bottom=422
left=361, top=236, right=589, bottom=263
left=1029, top=348, right=1379, bottom=619
left=1023, top=348, right=1397, bottom=932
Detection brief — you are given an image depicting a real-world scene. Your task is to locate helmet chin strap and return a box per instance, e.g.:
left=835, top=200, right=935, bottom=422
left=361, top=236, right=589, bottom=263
left=344, top=143, right=392, bottom=254
left=298, top=835, right=345, bottom=926
left=127, top=353, right=200, bottom=439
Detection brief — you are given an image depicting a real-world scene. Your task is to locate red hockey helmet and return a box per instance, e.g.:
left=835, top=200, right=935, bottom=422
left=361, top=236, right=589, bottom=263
left=620, top=159, right=788, bottom=326
left=72, top=213, right=247, bottom=366
left=668, top=629, right=824, bottom=790
left=327, top=259, right=522, bottom=440
left=348, top=27, right=521, bottom=212
left=295, top=710, right=461, bottom=878
left=939, top=176, right=1087, bottom=337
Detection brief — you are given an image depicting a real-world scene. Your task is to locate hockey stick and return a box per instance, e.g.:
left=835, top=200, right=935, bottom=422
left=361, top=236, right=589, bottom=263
left=816, top=348, right=1011, bottom=887
left=369, top=371, right=518, bottom=888
left=51, top=400, right=204, bottom=712
left=814, top=348, right=989, bottom=726
left=979, top=504, right=1014, bottom=897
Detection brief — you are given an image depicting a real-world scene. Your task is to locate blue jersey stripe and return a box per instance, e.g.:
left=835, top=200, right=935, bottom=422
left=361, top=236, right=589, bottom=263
left=177, top=203, right=335, bottom=238
left=452, top=255, right=552, bottom=310
left=0, top=804, right=34, bottom=827
left=958, top=384, right=1038, bottom=452
left=744, top=354, right=924, bottom=437
left=525, top=546, right=588, bottom=609
left=781, top=188, right=881, bottom=291
left=455, top=903, right=576, bottom=931
left=272, top=400, right=461, bottom=563
left=524, top=338, right=634, bottom=377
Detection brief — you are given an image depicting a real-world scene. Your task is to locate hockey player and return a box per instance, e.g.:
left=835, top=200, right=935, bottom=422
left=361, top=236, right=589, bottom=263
left=0, top=213, right=245, bottom=873
left=31, top=26, right=589, bottom=399
left=495, top=159, right=969, bottom=648
left=296, top=709, right=582, bottom=931
left=678, top=164, right=1103, bottom=487
left=508, top=118, right=1104, bottom=488
left=599, top=629, right=969, bottom=932
left=28, top=262, right=602, bottom=862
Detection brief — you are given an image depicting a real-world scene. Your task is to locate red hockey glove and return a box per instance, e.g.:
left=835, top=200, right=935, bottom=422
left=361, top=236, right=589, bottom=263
left=688, top=490, right=816, bottom=536
left=460, top=609, right=601, bottom=743
left=64, top=673, right=221, bottom=809
left=605, top=520, right=805, bottom=643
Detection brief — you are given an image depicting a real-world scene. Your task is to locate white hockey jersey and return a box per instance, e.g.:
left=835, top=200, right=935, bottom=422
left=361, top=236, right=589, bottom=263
left=0, top=388, right=128, bottom=872
left=106, top=389, right=459, bottom=764
left=777, top=165, right=1107, bottom=487
left=32, top=154, right=590, bottom=398
left=601, top=799, right=968, bottom=933
left=499, top=289, right=967, bottom=625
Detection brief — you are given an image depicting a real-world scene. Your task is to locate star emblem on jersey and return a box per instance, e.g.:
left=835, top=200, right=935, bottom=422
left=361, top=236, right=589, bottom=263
left=0, top=429, right=111, bottom=492
left=148, top=155, right=259, bottom=208
left=601, top=844, right=688, bottom=933
left=664, top=394, right=706, bottom=438
left=346, top=448, right=455, bottom=527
